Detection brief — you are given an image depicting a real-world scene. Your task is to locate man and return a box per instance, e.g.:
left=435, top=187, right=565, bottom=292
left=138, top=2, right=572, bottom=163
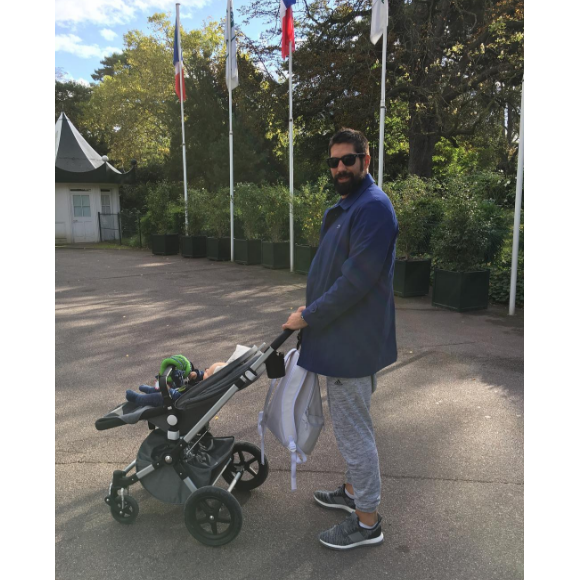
left=283, top=128, right=398, bottom=550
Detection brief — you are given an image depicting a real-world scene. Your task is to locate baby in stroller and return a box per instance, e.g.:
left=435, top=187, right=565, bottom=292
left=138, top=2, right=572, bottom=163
left=125, top=355, right=227, bottom=407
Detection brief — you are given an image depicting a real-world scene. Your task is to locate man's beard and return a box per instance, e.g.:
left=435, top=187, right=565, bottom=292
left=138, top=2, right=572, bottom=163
left=333, top=170, right=364, bottom=196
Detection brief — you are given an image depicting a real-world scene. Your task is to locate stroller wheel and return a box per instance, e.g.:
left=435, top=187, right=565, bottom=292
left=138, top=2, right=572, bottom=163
left=110, top=495, right=139, bottom=524
left=223, top=441, right=269, bottom=491
left=184, top=486, right=242, bottom=546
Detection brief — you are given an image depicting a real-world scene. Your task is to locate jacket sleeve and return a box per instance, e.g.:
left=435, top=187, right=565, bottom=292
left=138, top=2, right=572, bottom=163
left=302, top=199, right=397, bottom=330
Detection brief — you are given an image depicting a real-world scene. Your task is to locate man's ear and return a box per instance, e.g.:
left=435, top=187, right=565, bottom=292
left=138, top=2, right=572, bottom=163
left=364, top=153, right=371, bottom=171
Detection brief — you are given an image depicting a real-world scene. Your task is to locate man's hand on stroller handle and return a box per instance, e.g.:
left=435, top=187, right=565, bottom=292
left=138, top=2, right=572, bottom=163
left=282, top=306, right=308, bottom=331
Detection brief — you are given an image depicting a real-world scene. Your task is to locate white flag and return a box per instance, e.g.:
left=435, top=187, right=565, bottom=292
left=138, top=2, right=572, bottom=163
left=370, top=0, right=389, bottom=45
left=225, top=0, right=239, bottom=90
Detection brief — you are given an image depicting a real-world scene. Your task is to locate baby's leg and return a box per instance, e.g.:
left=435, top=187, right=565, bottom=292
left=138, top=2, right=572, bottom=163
left=125, top=390, right=163, bottom=406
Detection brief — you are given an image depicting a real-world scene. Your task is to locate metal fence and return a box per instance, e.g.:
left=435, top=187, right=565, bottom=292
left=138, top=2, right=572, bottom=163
left=98, top=211, right=142, bottom=248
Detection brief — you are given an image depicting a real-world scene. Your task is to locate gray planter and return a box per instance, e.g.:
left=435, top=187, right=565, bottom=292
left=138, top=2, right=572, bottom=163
left=206, top=237, right=231, bottom=261
left=432, top=269, right=490, bottom=311
left=181, top=236, right=207, bottom=258
left=393, top=258, right=431, bottom=297
left=151, top=234, right=179, bottom=256
left=234, top=239, right=262, bottom=265
left=294, top=244, right=318, bottom=275
left=262, top=241, right=290, bottom=269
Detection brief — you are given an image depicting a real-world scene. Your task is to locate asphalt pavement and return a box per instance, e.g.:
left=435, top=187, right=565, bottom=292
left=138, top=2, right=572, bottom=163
left=55, top=247, right=524, bottom=580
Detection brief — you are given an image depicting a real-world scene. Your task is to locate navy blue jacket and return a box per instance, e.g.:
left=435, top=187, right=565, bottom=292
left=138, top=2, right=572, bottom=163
left=298, top=174, right=398, bottom=378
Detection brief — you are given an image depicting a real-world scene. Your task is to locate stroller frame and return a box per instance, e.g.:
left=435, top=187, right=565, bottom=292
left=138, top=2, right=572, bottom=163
left=99, top=330, right=293, bottom=546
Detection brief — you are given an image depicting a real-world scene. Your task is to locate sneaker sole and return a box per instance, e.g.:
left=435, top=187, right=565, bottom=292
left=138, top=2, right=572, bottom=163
left=319, top=533, right=384, bottom=550
left=314, top=496, right=355, bottom=513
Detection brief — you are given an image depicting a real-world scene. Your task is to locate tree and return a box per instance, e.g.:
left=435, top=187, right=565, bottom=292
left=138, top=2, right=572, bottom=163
left=81, top=16, right=176, bottom=168
left=81, top=13, right=284, bottom=184
left=91, top=52, right=130, bottom=82
left=55, top=80, right=92, bottom=124
left=241, top=0, right=524, bottom=178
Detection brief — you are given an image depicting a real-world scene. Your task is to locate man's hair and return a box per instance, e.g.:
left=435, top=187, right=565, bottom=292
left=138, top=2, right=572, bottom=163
left=328, top=128, right=369, bottom=156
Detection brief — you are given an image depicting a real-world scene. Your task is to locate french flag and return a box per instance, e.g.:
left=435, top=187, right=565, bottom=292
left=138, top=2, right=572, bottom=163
left=280, top=0, right=296, bottom=60
left=173, top=13, right=186, bottom=101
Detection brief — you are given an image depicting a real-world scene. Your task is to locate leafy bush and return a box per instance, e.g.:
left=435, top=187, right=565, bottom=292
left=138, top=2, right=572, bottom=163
left=199, top=187, right=231, bottom=238
left=489, top=263, right=524, bottom=305
left=146, top=181, right=182, bottom=232
left=431, top=176, right=511, bottom=272
left=462, top=171, right=517, bottom=207
left=387, top=176, right=441, bottom=259
left=294, top=177, right=331, bottom=247
left=431, top=181, right=490, bottom=272
left=487, top=218, right=524, bottom=305
left=185, top=188, right=208, bottom=236
left=479, top=200, right=510, bottom=264
left=235, top=183, right=266, bottom=240
left=261, top=184, right=290, bottom=242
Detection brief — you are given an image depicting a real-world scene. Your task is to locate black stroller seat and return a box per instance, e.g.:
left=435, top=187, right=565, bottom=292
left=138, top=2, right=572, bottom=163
left=95, top=345, right=262, bottom=432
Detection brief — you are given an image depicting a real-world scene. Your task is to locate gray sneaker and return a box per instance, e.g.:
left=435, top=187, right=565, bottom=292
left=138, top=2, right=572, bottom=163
left=314, top=484, right=356, bottom=513
left=319, top=512, right=384, bottom=550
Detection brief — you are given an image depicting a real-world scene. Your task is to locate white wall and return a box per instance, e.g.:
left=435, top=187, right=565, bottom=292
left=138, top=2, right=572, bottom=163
left=55, top=183, right=120, bottom=244
left=55, top=184, right=71, bottom=243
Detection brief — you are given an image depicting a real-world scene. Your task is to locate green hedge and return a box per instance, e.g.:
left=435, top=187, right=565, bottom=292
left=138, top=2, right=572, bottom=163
left=128, top=173, right=523, bottom=305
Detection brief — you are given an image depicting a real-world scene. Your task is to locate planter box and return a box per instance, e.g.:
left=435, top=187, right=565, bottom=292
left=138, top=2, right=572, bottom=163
left=181, top=235, right=206, bottom=258
left=432, top=269, right=490, bottom=311
left=262, top=241, right=290, bottom=269
left=294, top=244, right=318, bottom=275
left=206, top=237, right=231, bottom=261
left=151, top=234, right=180, bottom=256
left=234, top=239, right=262, bottom=265
left=393, top=258, right=431, bottom=297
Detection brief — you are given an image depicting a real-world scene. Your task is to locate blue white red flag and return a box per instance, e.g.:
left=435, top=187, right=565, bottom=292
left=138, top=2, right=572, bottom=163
left=173, top=12, right=186, bottom=101
left=280, top=0, right=296, bottom=60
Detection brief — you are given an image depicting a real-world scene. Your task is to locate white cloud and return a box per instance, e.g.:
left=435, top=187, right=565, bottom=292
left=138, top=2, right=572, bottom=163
left=55, top=0, right=212, bottom=27
left=55, top=34, right=121, bottom=59
left=100, top=29, right=118, bottom=41
left=55, top=69, right=91, bottom=86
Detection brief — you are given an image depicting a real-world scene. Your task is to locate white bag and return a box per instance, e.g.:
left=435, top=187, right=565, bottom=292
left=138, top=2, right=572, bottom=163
left=258, top=348, right=324, bottom=490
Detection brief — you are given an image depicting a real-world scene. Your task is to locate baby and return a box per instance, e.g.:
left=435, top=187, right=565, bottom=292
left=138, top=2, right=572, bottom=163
left=125, top=355, right=226, bottom=407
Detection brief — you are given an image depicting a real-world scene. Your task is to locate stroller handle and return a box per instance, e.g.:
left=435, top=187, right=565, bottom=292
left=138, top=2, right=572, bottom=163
left=270, top=329, right=295, bottom=351
left=157, top=364, right=174, bottom=403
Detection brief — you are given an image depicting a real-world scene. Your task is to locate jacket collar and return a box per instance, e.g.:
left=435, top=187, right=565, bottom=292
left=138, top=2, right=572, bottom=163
left=335, top=174, right=375, bottom=211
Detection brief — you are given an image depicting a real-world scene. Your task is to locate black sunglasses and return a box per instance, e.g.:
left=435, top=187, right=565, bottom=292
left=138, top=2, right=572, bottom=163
left=326, top=153, right=366, bottom=169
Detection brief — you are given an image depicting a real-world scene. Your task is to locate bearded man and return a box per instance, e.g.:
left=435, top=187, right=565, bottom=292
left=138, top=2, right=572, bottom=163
left=283, top=127, right=399, bottom=550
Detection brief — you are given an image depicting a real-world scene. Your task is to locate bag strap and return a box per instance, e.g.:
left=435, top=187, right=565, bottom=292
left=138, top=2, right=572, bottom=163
left=288, top=437, right=308, bottom=491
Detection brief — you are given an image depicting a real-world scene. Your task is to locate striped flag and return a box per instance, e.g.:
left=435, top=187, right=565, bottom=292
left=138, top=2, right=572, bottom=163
left=173, top=11, right=186, bottom=101
left=226, top=0, right=239, bottom=90
left=370, top=0, right=389, bottom=45
left=280, top=0, right=296, bottom=59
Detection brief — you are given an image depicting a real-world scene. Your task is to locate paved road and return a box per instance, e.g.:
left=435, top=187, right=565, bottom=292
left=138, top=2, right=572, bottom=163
left=55, top=248, right=524, bottom=580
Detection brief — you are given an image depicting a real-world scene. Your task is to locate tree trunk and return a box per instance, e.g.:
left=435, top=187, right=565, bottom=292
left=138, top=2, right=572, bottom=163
left=408, top=111, right=440, bottom=178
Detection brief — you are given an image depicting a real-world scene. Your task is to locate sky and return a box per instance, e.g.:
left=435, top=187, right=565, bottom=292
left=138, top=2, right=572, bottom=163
left=55, top=0, right=273, bottom=85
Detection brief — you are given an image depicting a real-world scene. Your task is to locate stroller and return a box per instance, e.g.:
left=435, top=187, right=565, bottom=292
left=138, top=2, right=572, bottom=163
left=95, top=330, right=294, bottom=546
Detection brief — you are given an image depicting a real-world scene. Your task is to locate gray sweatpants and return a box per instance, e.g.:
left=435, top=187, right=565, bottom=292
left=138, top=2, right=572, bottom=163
left=325, top=375, right=381, bottom=513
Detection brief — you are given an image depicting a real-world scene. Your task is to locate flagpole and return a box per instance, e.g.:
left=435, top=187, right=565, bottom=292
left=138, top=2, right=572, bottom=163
left=509, top=81, right=524, bottom=316
left=176, top=4, right=188, bottom=232
left=227, top=2, right=234, bottom=262
left=377, top=20, right=387, bottom=189
left=229, top=85, right=234, bottom=262
left=289, top=41, right=294, bottom=273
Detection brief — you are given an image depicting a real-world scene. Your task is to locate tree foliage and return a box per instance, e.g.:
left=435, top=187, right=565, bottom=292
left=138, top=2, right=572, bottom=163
left=241, top=0, right=523, bottom=178
left=67, top=2, right=524, bottom=196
